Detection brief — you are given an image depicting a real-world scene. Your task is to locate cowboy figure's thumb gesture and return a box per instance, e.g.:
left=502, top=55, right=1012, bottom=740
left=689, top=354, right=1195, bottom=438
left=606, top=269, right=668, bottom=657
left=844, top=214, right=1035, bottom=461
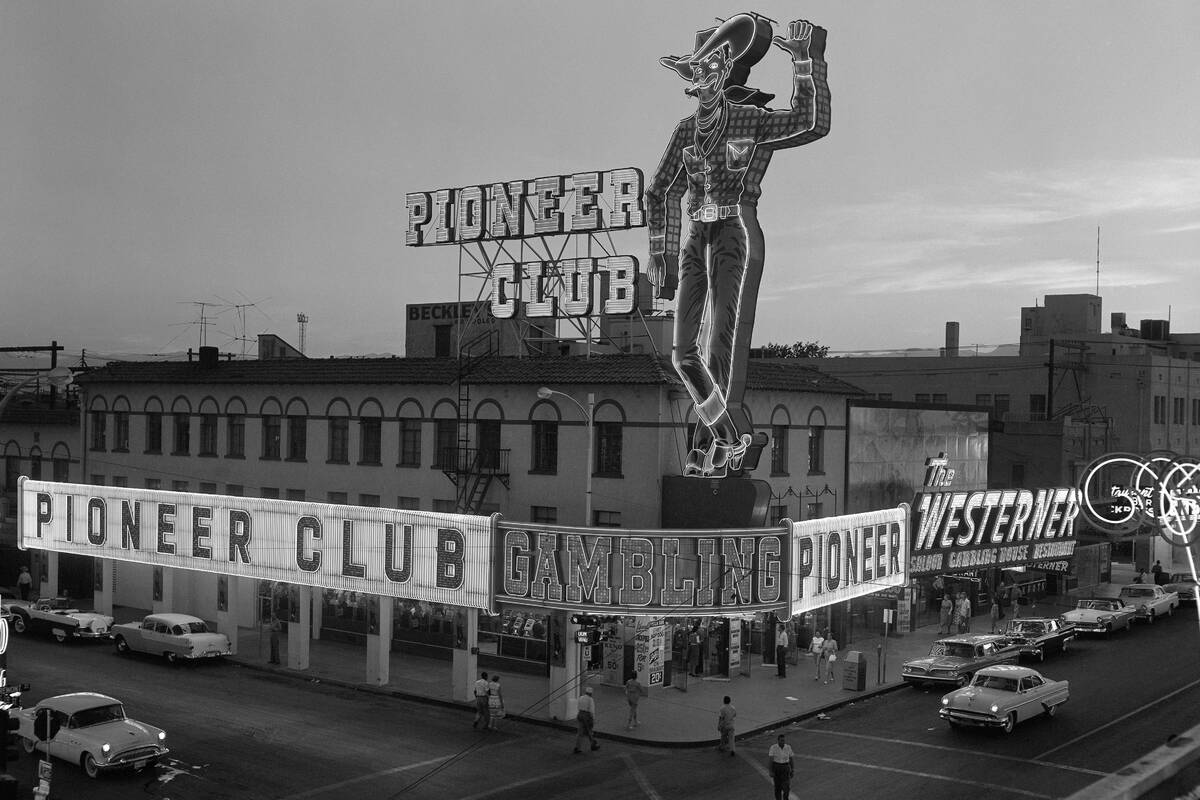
left=772, top=19, right=812, bottom=61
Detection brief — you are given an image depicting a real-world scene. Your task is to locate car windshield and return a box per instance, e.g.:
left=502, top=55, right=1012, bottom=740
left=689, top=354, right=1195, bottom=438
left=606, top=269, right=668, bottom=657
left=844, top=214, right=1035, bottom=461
left=972, top=674, right=1018, bottom=692
left=184, top=621, right=210, bottom=634
left=1010, top=622, right=1045, bottom=634
left=930, top=643, right=975, bottom=659
left=1078, top=600, right=1115, bottom=610
left=70, top=703, right=126, bottom=728
left=1121, top=588, right=1153, bottom=597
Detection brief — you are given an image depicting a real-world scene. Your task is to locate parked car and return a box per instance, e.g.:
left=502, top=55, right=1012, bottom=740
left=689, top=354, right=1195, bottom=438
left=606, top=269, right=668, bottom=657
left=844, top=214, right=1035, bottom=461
left=1117, top=584, right=1181, bottom=622
left=1061, top=597, right=1137, bottom=635
left=1002, top=618, right=1075, bottom=662
left=7, top=597, right=113, bottom=642
left=902, top=634, right=1022, bottom=688
left=1163, top=573, right=1198, bottom=602
left=940, top=664, right=1069, bottom=734
left=16, top=692, right=168, bottom=778
left=111, top=613, right=232, bottom=664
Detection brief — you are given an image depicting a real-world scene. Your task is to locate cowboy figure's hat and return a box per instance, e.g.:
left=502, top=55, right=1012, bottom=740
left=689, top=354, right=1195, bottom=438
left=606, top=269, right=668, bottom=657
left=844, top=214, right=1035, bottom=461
left=659, top=12, right=775, bottom=107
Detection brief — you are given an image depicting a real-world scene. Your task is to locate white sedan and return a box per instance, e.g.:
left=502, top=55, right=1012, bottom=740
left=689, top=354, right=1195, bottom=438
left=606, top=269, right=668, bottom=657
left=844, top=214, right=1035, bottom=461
left=17, top=692, right=168, bottom=778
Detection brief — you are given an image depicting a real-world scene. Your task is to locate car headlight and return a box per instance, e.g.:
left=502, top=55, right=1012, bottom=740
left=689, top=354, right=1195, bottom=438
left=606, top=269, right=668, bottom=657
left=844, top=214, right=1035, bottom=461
left=942, top=697, right=950, bottom=706
left=158, top=731, right=166, bottom=742
left=101, top=743, right=111, bottom=754
left=1139, top=604, right=1148, bottom=612
left=990, top=704, right=999, bottom=713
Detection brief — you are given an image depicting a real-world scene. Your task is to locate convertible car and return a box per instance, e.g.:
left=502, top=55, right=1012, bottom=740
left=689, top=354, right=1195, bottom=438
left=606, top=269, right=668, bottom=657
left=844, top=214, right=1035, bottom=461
left=1003, top=618, right=1076, bottom=662
left=7, top=597, right=113, bottom=642
left=1118, top=584, right=1180, bottom=622
left=111, top=613, right=232, bottom=664
left=1061, top=597, right=1137, bottom=635
left=17, top=692, right=168, bottom=778
left=902, top=634, right=1022, bottom=688
left=940, top=664, right=1069, bottom=734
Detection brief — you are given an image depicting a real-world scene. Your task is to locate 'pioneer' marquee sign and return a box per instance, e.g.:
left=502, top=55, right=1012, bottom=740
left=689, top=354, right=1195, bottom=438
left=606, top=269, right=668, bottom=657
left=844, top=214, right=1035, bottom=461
left=496, top=521, right=788, bottom=614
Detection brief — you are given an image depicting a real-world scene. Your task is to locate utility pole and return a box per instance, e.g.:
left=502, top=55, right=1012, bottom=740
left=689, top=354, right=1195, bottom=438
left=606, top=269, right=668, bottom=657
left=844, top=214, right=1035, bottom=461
left=297, top=313, right=308, bottom=355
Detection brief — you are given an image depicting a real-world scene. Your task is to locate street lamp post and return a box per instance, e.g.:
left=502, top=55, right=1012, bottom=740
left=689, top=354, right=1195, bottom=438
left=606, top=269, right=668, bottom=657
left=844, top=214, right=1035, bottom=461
left=537, top=387, right=594, bottom=527
left=0, top=367, right=74, bottom=419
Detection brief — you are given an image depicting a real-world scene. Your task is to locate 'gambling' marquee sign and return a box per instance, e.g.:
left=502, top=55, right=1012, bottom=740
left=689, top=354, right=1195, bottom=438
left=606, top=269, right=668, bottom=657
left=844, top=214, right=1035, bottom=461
left=496, top=521, right=788, bottom=615
left=18, top=479, right=492, bottom=610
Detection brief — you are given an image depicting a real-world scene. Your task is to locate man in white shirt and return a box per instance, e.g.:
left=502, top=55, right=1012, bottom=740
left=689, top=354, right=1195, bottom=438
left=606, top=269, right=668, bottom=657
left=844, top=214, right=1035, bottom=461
left=574, top=687, right=599, bottom=753
left=472, top=671, right=490, bottom=729
left=768, top=733, right=795, bottom=800
left=775, top=626, right=789, bottom=678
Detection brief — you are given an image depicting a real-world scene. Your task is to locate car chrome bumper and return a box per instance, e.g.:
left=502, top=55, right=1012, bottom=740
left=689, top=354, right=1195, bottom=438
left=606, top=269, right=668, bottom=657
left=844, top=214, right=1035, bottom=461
left=939, top=709, right=1004, bottom=727
left=184, top=649, right=232, bottom=659
left=73, top=630, right=112, bottom=639
left=102, top=745, right=169, bottom=770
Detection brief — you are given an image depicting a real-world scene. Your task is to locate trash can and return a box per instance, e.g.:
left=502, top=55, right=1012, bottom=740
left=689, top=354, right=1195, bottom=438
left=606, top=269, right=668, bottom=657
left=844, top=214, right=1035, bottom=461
left=842, top=650, right=866, bottom=691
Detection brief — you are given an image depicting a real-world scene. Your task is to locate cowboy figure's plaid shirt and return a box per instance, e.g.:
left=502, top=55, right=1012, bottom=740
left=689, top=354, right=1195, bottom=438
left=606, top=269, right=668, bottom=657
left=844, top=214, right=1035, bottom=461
left=646, top=57, right=831, bottom=258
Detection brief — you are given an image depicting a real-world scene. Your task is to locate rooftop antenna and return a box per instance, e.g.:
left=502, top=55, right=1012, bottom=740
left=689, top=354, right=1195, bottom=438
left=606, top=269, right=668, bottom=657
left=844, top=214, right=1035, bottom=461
left=297, top=313, right=309, bottom=355
left=173, top=300, right=216, bottom=349
left=1095, top=225, right=1100, bottom=297
left=214, top=293, right=273, bottom=358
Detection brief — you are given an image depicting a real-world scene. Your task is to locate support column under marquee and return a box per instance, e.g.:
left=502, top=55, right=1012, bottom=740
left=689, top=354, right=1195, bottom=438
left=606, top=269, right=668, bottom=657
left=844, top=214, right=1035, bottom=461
left=549, top=615, right=582, bottom=722
left=216, top=575, right=240, bottom=656
left=152, top=567, right=174, bottom=614
left=452, top=608, right=479, bottom=702
left=312, top=590, right=323, bottom=640
left=41, top=551, right=59, bottom=600
left=93, top=559, right=114, bottom=617
left=365, top=597, right=392, bottom=686
left=287, top=586, right=312, bottom=670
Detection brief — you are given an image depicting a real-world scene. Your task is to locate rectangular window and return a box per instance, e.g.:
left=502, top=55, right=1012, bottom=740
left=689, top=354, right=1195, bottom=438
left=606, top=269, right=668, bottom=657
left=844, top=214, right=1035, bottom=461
left=531, top=505, right=558, bottom=524
left=288, top=416, right=307, bottom=461
left=172, top=480, right=189, bottom=492
left=90, top=474, right=105, bottom=486
left=226, top=484, right=244, bottom=496
left=199, top=482, right=217, bottom=494
left=328, top=418, right=349, bottom=463
left=1172, top=397, right=1185, bottom=425
left=593, top=510, right=621, bottom=527
left=398, top=419, right=422, bottom=467
left=806, top=502, right=824, bottom=520
left=434, top=324, right=452, bottom=357
left=327, top=491, right=348, bottom=505
left=1192, top=398, right=1200, bottom=426
left=396, top=496, right=420, bottom=510
left=975, top=393, right=992, bottom=407
left=145, top=412, right=163, bottom=453
left=172, top=413, right=190, bottom=455
left=145, top=478, right=161, bottom=490
left=532, top=421, right=558, bottom=473
left=226, top=414, right=245, bottom=458
left=113, top=411, right=129, bottom=452
left=260, top=487, right=280, bottom=499
left=111, top=475, right=127, bottom=488
left=434, top=419, right=457, bottom=468
left=1029, top=394, right=1047, bottom=421
left=90, top=411, right=107, bottom=451
left=1153, top=395, right=1167, bottom=425
left=595, top=422, right=623, bottom=476
left=432, top=499, right=457, bottom=514
left=199, top=414, right=218, bottom=456
left=359, top=418, right=382, bottom=465
left=476, top=419, right=501, bottom=469
left=359, top=493, right=381, bottom=507
left=770, top=424, right=789, bottom=475
left=930, top=393, right=947, bottom=404
left=808, top=426, right=825, bottom=474
left=28, top=455, right=42, bottom=480
left=262, top=415, right=281, bottom=459
left=994, top=394, right=1011, bottom=417
left=287, top=489, right=306, bottom=502
left=914, top=393, right=930, bottom=403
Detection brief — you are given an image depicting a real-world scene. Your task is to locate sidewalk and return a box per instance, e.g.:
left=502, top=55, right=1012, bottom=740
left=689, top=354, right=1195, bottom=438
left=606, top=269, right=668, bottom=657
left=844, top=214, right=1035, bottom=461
left=209, top=565, right=1137, bottom=748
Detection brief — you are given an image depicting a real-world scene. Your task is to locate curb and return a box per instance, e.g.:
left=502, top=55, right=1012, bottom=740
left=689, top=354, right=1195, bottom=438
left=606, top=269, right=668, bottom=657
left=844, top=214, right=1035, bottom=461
left=228, top=656, right=911, bottom=749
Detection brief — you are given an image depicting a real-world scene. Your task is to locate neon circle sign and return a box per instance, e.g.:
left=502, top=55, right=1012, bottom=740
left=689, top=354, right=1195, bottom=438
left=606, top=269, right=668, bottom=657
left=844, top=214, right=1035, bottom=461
left=1078, top=451, right=1200, bottom=547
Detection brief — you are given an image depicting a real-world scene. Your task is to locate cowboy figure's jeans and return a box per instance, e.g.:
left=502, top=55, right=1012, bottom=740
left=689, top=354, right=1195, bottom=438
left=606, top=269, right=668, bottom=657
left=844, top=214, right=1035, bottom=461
left=673, top=205, right=765, bottom=440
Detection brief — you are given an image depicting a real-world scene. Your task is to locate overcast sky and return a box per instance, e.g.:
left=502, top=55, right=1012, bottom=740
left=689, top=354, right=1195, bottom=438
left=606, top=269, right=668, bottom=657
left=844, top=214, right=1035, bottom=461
left=2, top=1, right=1198, bottom=363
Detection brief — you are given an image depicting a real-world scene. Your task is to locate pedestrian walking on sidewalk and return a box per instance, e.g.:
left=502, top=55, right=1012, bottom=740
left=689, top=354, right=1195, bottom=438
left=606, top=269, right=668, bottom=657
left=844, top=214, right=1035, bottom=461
left=268, top=617, right=282, bottom=664
left=821, top=632, right=839, bottom=684
left=989, top=596, right=1001, bottom=633
left=16, top=566, right=32, bottom=601
left=472, top=671, right=490, bottom=729
left=775, top=626, right=789, bottom=677
left=624, top=671, right=647, bottom=730
left=574, top=687, right=599, bottom=753
left=810, top=629, right=826, bottom=680
left=486, top=674, right=504, bottom=731
left=768, top=733, right=795, bottom=800
left=938, top=595, right=952, bottom=635
left=717, top=696, right=737, bottom=755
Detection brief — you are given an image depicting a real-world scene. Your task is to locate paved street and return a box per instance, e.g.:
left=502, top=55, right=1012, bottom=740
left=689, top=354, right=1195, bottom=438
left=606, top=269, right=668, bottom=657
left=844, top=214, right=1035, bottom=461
left=2, top=602, right=1198, bottom=799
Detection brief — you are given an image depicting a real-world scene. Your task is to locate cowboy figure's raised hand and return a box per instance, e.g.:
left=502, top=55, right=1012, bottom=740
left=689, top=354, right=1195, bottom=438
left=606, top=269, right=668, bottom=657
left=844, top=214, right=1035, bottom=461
left=771, top=19, right=812, bottom=61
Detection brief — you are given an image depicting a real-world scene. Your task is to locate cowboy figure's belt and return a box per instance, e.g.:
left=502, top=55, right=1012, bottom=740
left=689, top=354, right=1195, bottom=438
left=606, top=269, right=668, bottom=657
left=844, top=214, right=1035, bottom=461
left=690, top=204, right=739, bottom=222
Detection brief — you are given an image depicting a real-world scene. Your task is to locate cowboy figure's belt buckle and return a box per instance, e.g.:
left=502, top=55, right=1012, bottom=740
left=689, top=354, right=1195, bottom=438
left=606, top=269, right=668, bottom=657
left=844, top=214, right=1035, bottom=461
left=699, top=204, right=719, bottom=222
